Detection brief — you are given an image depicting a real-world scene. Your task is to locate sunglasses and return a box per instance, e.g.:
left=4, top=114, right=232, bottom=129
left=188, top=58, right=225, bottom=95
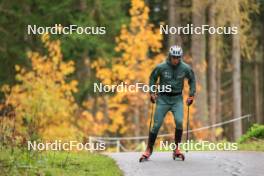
left=171, top=56, right=181, bottom=59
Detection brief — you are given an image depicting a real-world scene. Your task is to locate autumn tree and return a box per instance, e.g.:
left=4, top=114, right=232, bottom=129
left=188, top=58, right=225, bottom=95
left=92, top=0, right=164, bottom=137
left=208, top=0, right=217, bottom=141
left=1, top=34, right=80, bottom=141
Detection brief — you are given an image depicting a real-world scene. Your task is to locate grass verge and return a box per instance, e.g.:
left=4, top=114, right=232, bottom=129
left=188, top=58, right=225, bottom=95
left=0, top=147, right=123, bottom=176
left=238, top=140, right=264, bottom=152
left=155, top=140, right=264, bottom=152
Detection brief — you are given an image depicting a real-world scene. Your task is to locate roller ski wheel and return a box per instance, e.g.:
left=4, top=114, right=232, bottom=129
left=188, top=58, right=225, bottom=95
left=173, top=150, right=185, bottom=161
left=139, top=155, right=149, bottom=162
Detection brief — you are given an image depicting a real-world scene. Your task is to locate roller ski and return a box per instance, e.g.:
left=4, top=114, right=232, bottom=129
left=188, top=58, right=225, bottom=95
left=173, top=148, right=185, bottom=161
left=139, top=132, right=157, bottom=162
left=139, top=131, right=157, bottom=162
left=139, top=147, right=153, bottom=162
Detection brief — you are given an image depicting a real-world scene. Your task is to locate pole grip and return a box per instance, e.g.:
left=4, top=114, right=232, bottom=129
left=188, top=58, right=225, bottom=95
left=186, top=105, right=190, bottom=152
left=148, top=103, right=154, bottom=133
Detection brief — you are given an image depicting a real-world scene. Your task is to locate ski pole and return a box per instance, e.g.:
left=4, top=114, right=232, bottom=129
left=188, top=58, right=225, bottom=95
left=148, top=103, right=154, bottom=133
left=186, top=105, right=190, bottom=152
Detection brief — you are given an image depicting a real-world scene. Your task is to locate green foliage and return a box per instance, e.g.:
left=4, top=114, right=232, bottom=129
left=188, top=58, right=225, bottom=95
left=0, top=0, right=129, bottom=102
left=239, top=124, right=264, bottom=143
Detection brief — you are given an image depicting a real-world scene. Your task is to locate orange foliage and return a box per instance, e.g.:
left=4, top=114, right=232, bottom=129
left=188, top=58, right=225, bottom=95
left=1, top=34, right=80, bottom=141
left=91, top=0, right=164, bottom=136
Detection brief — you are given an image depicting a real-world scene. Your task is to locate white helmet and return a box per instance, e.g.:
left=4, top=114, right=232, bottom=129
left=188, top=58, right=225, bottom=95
left=169, top=45, right=183, bottom=57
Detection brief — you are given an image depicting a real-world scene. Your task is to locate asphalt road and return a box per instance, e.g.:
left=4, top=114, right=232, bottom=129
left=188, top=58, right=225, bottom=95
left=109, top=151, right=264, bottom=176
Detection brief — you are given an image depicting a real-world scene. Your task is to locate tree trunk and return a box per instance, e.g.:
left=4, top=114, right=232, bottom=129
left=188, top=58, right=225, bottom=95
left=216, top=46, right=222, bottom=125
left=191, top=0, right=208, bottom=122
left=254, top=59, right=262, bottom=124
left=232, top=2, right=242, bottom=140
left=168, top=0, right=182, bottom=46
left=216, top=51, right=222, bottom=139
left=208, top=0, right=217, bottom=141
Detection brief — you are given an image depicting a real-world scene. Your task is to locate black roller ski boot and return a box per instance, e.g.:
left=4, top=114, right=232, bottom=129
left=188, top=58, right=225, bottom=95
left=139, top=132, right=157, bottom=162
left=172, top=128, right=185, bottom=161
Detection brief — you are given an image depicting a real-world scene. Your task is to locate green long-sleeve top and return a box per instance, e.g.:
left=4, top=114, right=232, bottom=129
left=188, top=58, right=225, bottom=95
left=149, top=59, right=196, bottom=97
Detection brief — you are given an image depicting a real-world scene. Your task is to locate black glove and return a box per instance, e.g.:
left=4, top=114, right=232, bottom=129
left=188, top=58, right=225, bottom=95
left=186, top=96, right=194, bottom=106
left=150, top=94, right=157, bottom=104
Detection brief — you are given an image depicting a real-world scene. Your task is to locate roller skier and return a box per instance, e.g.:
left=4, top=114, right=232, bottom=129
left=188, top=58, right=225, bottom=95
left=139, top=45, right=196, bottom=162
